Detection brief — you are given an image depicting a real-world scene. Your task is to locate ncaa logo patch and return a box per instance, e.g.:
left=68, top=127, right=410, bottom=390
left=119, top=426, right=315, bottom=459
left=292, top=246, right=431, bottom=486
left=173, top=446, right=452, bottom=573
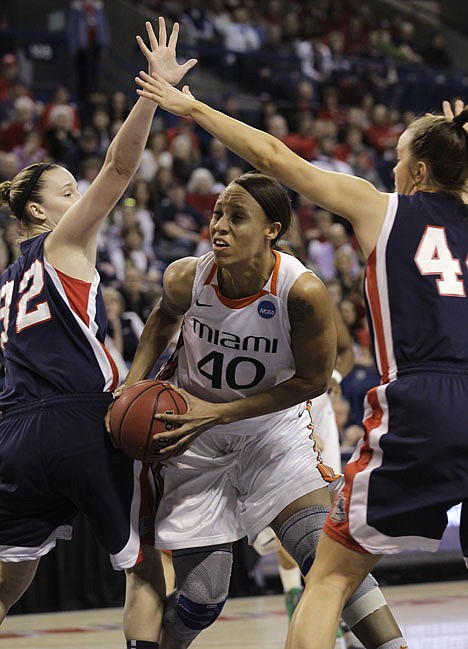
left=258, top=300, right=276, bottom=319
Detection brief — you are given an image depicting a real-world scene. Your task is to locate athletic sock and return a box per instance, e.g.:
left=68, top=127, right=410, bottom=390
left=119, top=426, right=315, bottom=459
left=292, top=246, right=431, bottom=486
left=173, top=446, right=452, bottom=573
left=126, top=642, right=159, bottom=648
left=278, top=565, right=302, bottom=592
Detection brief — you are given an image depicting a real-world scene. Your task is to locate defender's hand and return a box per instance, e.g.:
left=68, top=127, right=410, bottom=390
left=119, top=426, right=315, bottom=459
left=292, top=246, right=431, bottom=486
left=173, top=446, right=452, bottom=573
left=137, top=18, right=197, bottom=86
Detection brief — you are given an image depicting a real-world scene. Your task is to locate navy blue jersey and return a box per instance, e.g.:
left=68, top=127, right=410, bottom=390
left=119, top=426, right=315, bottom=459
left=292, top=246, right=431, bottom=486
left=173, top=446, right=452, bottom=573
left=365, top=192, right=468, bottom=382
left=0, top=233, right=118, bottom=408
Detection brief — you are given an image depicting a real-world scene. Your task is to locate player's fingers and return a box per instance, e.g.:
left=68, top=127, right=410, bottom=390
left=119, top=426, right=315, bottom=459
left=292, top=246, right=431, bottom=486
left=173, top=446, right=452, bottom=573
left=454, top=98, right=464, bottom=115
left=146, top=20, right=159, bottom=49
left=442, top=100, right=454, bottom=119
left=167, top=21, right=179, bottom=49
left=136, top=35, right=151, bottom=59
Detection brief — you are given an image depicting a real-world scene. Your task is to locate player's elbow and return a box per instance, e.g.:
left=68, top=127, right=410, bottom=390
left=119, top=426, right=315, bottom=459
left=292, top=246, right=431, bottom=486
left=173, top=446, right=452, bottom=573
left=250, top=136, right=284, bottom=175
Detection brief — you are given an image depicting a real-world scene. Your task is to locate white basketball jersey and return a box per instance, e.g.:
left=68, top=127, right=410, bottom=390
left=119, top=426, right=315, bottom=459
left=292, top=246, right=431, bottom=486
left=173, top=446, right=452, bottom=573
left=160, top=250, right=311, bottom=435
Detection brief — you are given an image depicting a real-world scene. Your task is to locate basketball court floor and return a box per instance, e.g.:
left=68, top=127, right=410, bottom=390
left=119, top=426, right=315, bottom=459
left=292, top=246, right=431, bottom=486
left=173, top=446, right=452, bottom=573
left=1, top=579, right=467, bottom=649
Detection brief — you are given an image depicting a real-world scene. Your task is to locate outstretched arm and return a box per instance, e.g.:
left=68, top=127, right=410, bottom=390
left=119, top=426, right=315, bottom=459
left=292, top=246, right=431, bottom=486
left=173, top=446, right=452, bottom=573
left=135, top=72, right=388, bottom=257
left=46, top=19, right=197, bottom=278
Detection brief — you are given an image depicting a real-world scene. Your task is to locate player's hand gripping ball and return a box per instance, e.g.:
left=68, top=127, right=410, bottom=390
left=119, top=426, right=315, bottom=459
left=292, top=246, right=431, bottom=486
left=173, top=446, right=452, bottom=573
left=109, top=380, right=187, bottom=462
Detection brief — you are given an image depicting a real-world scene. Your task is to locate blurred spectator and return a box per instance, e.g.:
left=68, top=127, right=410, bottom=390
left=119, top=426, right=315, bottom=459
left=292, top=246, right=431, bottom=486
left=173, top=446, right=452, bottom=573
left=76, top=125, right=100, bottom=160
left=334, top=246, right=360, bottom=297
left=108, top=90, right=130, bottom=127
left=338, top=297, right=373, bottom=368
left=325, top=277, right=344, bottom=306
left=307, top=220, right=357, bottom=282
left=11, top=130, right=48, bottom=170
left=331, top=392, right=364, bottom=454
left=202, top=137, right=234, bottom=185
left=222, top=6, right=262, bottom=82
left=311, top=135, right=354, bottom=174
left=138, top=130, right=172, bottom=183
left=41, top=84, right=80, bottom=135
left=0, top=218, right=20, bottom=270
left=77, top=155, right=102, bottom=194
left=422, top=31, right=453, bottom=68
left=90, top=106, right=111, bottom=157
left=153, top=165, right=175, bottom=205
left=186, top=167, right=221, bottom=224
left=181, top=0, right=215, bottom=45
left=43, top=105, right=79, bottom=171
left=364, top=103, right=402, bottom=157
left=392, top=20, right=422, bottom=64
left=128, top=177, right=157, bottom=256
left=0, top=95, right=37, bottom=151
left=155, top=182, right=205, bottom=266
left=120, top=264, right=155, bottom=322
left=169, top=132, right=201, bottom=184
left=295, top=29, right=333, bottom=85
left=348, top=146, right=386, bottom=190
left=110, top=223, right=158, bottom=284
left=166, top=116, right=201, bottom=154
left=0, top=152, right=19, bottom=181
left=67, top=0, right=110, bottom=102
left=101, top=286, right=138, bottom=380
left=0, top=54, right=20, bottom=102
left=316, top=85, right=346, bottom=127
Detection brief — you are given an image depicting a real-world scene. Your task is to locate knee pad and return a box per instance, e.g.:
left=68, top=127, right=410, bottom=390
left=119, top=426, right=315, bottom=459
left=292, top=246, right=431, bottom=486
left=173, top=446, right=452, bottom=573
left=163, top=544, right=232, bottom=642
left=277, top=506, right=329, bottom=576
left=342, top=573, right=387, bottom=628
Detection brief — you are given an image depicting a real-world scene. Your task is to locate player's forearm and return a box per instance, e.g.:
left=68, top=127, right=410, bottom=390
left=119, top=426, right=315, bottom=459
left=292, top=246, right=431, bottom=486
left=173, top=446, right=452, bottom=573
left=105, top=97, right=157, bottom=177
left=217, top=374, right=330, bottom=426
left=189, top=101, right=281, bottom=175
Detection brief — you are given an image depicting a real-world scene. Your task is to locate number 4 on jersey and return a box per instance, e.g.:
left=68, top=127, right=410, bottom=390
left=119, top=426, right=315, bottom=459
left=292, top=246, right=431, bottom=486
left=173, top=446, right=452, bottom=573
left=414, top=225, right=466, bottom=297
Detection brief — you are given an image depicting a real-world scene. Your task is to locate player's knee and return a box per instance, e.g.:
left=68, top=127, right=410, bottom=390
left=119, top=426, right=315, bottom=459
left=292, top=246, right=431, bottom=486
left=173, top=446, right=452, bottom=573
left=163, top=544, right=232, bottom=642
left=172, top=592, right=226, bottom=629
left=342, top=573, right=387, bottom=628
left=277, top=505, right=329, bottom=576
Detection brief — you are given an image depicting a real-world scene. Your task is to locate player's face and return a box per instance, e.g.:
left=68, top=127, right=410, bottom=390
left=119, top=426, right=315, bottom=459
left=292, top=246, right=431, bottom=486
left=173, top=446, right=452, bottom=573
left=209, top=184, right=278, bottom=266
left=39, top=166, right=81, bottom=228
left=393, top=129, right=417, bottom=194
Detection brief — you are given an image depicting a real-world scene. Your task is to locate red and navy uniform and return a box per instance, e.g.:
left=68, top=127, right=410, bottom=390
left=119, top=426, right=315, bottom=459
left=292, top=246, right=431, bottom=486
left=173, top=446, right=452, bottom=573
left=325, top=193, right=468, bottom=563
left=0, top=233, right=155, bottom=568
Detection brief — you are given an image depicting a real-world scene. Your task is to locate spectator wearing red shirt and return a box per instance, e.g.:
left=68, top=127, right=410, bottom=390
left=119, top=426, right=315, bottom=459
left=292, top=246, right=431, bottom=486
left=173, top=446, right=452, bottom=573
left=186, top=167, right=221, bottom=224
left=364, top=103, right=402, bottom=157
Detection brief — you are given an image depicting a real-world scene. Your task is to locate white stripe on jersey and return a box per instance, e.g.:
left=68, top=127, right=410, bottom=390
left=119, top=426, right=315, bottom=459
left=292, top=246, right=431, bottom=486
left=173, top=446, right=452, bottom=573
left=366, top=192, right=398, bottom=382
left=44, top=261, right=116, bottom=390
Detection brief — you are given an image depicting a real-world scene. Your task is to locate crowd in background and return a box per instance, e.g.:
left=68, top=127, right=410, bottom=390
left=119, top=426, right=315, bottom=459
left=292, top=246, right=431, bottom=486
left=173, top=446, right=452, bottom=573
left=0, top=0, right=463, bottom=461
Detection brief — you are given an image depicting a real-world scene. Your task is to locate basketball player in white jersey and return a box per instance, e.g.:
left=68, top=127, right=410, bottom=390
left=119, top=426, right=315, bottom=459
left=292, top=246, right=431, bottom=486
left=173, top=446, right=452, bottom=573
left=119, top=170, right=406, bottom=649
left=253, top=302, right=354, bottom=627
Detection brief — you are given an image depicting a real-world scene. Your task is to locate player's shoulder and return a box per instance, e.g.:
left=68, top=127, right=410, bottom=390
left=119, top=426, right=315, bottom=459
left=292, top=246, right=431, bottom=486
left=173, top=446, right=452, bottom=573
left=163, top=257, right=198, bottom=305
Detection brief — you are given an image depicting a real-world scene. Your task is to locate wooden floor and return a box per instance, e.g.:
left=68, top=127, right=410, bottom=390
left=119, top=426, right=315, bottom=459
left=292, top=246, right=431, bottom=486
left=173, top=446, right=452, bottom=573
left=1, top=580, right=467, bottom=649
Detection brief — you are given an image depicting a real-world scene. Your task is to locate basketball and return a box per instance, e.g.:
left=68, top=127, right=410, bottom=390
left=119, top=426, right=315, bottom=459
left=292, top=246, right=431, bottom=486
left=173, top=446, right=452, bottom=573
left=109, top=379, right=187, bottom=462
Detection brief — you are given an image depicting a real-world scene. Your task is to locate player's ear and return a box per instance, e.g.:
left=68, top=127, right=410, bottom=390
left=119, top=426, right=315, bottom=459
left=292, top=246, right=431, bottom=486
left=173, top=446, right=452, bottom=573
left=27, top=202, right=46, bottom=222
left=265, top=221, right=282, bottom=241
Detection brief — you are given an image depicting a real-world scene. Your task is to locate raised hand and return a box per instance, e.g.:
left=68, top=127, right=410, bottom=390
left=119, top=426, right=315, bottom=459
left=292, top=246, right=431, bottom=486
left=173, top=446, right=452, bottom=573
left=137, top=17, right=197, bottom=86
left=136, top=70, right=196, bottom=116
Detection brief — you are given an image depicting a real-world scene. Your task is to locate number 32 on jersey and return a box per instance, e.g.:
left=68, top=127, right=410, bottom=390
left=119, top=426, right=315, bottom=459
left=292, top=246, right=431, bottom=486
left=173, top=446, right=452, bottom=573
left=0, top=260, right=51, bottom=350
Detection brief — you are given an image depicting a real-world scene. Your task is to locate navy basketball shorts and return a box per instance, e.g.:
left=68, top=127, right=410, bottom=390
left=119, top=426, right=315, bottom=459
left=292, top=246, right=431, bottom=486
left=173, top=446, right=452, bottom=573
left=0, top=393, right=156, bottom=569
left=325, top=368, right=468, bottom=562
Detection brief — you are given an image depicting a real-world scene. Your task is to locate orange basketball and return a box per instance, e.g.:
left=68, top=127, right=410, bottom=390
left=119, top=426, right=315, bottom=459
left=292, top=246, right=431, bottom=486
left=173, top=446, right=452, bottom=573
left=109, top=380, right=187, bottom=462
